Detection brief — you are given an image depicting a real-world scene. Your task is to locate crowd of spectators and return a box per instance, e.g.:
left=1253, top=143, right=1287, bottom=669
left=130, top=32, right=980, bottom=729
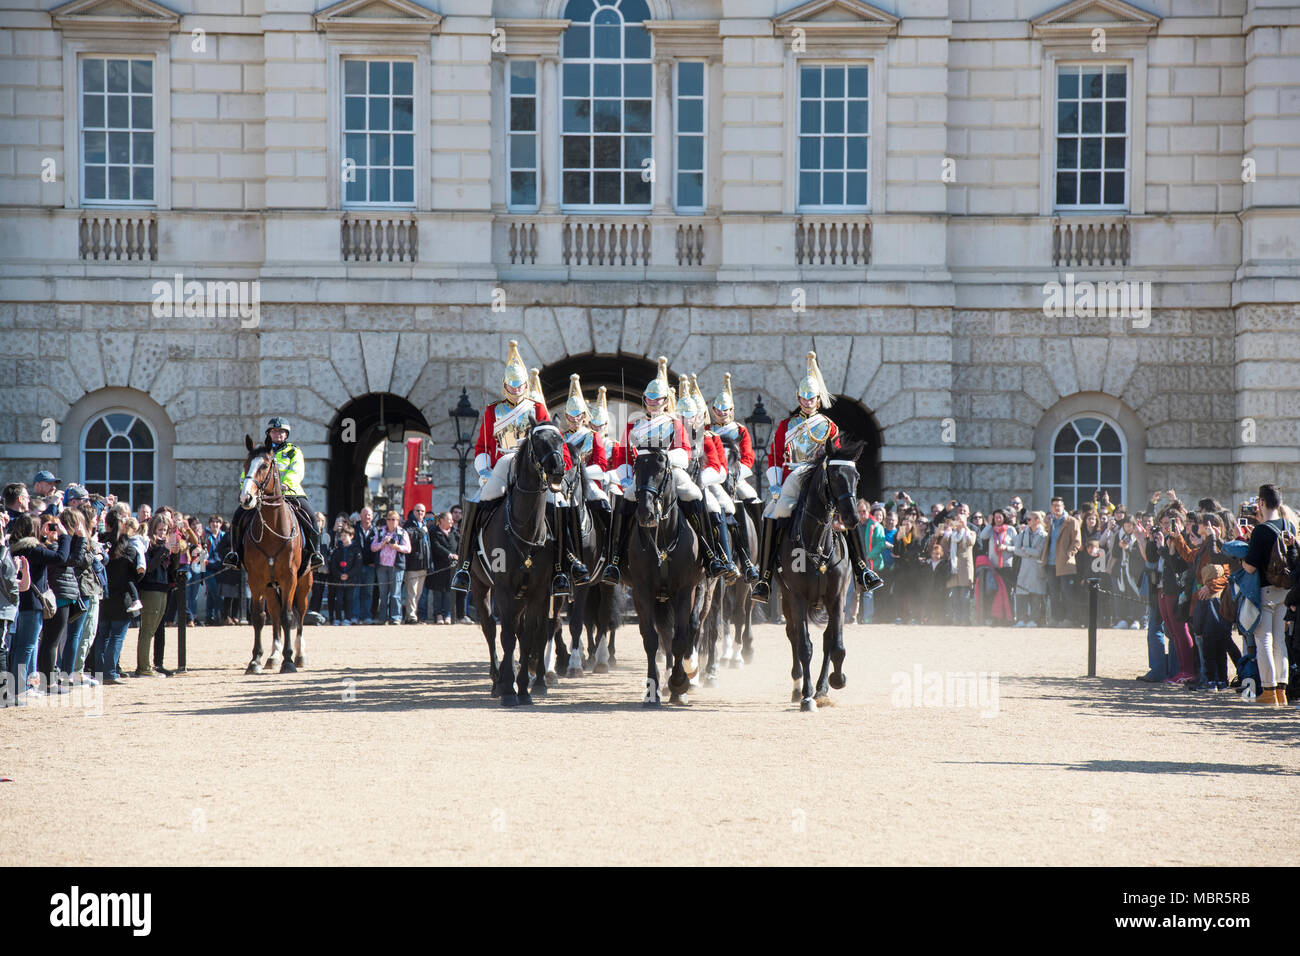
left=843, top=483, right=1300, bottom=702
left=0, top=468, right=473, bottom=705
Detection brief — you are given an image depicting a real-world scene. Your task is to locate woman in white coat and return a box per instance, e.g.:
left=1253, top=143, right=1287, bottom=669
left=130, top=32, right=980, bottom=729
left=1012, top=511, right=1049, bottom=627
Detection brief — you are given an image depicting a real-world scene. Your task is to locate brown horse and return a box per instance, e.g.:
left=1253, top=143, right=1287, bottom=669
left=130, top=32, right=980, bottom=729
left=240, top=435, right=311, bottom=675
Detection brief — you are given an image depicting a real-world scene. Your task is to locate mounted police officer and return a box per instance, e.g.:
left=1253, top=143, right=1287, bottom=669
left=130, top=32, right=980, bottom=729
left=223, top=417, right=324, bottom=572
left=751, top=352, right=880, bottom=602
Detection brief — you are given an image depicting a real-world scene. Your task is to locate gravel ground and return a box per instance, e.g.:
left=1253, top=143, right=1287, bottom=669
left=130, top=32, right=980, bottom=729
left=3, top=619, right=1297, bottom=866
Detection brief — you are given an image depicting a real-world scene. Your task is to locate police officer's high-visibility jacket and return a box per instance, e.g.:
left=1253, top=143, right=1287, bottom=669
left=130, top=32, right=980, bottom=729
left=242, top=442, right=305, bottom=497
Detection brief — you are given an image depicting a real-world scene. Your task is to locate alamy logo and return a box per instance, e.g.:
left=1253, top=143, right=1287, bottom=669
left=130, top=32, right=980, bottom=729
left=890, top=664, right=1000, bottom=718
left=49, top=886, right=151, bottom=936
left=152, top=273, right=260, bottom=328
left=1041, top=272, right=1151, bottom=327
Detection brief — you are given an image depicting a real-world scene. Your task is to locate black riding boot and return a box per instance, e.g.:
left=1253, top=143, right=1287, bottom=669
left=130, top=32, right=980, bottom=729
left=710, top=512, right=741, bottom=585
left=567, top=504, right=590, bottom=585
left=730, top=513, right=761, bottom=584
left=683, top=499, right=727, bottom=579
left=552, top=506, right=572, bottom=598
left=751, top=516, right=783, bottom=603
left=843, top=525, right=884, bottom=593
left=450, top=499, right=481, bottom=593
left=298, top=509, right=323, bottom=574
left=223, top=510, right=245, bottom=568
left=602, top=498, right=632, bottom=585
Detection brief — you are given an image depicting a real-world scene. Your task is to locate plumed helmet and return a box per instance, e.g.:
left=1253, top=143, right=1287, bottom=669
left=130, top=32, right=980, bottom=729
left=643, top=356, right=670, bottom=405
left=266, top=416, right=291, bottom=434
left=675, top=373, right=699, bottom=421
left=502, top=339, right=529, bottom=403
left=565, top=373, right=590, bottom=421
left=590, top=386, right=610, bottom=429
left=797, top=351, right=833, bottom=408
left=666, top=385, right=677, bottom=418
left=690, top=375, right=708, bottom=419
left=528, top=368, right=545, bottom=410
left=712, top=372, right=735, bottom=420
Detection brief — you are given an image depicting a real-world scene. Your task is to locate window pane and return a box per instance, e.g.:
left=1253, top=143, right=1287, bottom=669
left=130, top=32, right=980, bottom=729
left=593, top=136, right=620, bottom=168
left=133, top=167, right=153, bottom=200
left=823, top=136, right=844, bottom=170
left=1057, top=69, right=1078, bottom=99
left=132, top=94, right=151, bottom=129
left=564, top=25, right=590, bottom=58
left=594, top=170, right=620, bottom=203
left=128, top=418, right=153, bottom=448
left=86, top=418, right=110, bottom=447
left=107, top=59, right=129, bottom=93
left=370, top=97, right=389, bottom=131
left=133, top=451, right=152, bottom=477
left=1100, top=457, right=1121, bottom=484
left=677, top=99, right=702, bottom=133
left=109, top=451, right=130, bottom=481
left=1074, top=418, right=1101, bottom=437
left=510, top=171, right=537, bottom=207
left=345, top=96, right=365, bottom=130
left=625, top=100, right=651, bottom=132
left=84, top=130, right=105, bottom=163
left=1056, top=137, right=1077, bottom=169
left=624, top=171, right=650, bottom=204
left=345, top=133, right=365, bottom=162
left=846, top=172, right=867, bottom=206
left=1055, top=171, right=1076, bottom=205
left=799, top=171, right=819, bottom=206
left=801, top=67, right=821, bottom=98
left=799, top=136, right=819, bottom=170
left=594, top=23, right=619, bottom=58
left=1079, top=171, right=1101, bottom=204
left=677, top=136, right=702, bottom=170
left=593, top=99, right=620, bottom=132
left=563, top=99, right=591, bottom=132
left=369, top=60, right=389, bottom=94
left=1097, top=425, right=1121, bottom=453
left=563, top=0, right=595, bottom=19
left=563, top=135, right=590, bottom=168
left=846, top=136, right=868, bottom=170
left=84, top=166, right=105, bottom=199
left=108, top=95, right=129, bottom=128
left=563, top=170, right=590, bottom=204
left=1057, top=102, right=1077, bottom=134
left=393, top=168, right=413, bottom=203
left=624, top=25, right=650, bottom=59
left=511, top=133, right=536, bottom=168
left=1080, top=137, right=1101, bottom=169
left=369, top=133, right=390, bottom=166
left=621, top=0, right=650, bottom=22
left=594, top=63, right=620, bottom=96
left=83, top=58, right=104, bottom=92
left=1082, top=101, right=1101, bottom=133
left=624, top=135, right=651, bottom=166
left=563, top=63, right=589, bottom=97
left=823, top=100, right=844, bottom=134
left=345, top=60, right=366, bottom=95
left=1053, top=455, right=1072, bottom=485
left=800, top=100, right=820, bottom=134
left=510, top=97, right=536, bottom=131
left=1103, top=137, right=1124, bottom=168
left=108, top=131, right=129, bottom=163
left=824, top=66, right=845, bottom=98
left=1077, top=456, right=1099, bottom=486
left=346, top=171, right=367, bottom=203
left=85, top=452, right=106, bottom=482
left=369, top=168, right=390, bottom=203
left=677, top=171, right=703, bottom=208
left=1104, top=172, right=1125, bottom=205
left=847, top=67, right=868, bottom=98
left=1105, top=101, right=1125, bottom=133
left=1082, top=70, right=1103, bottom=98
left=83, top=95, right=104, bottom=128
left=393, top=61, right=413, bottom=95
left=133, top=132, right=153, bottom=164
left=393, top=97, right=413, bottom=131
left=823, top=172, right=843, bottom=205
left=625, top=63, right=652, bottom=98
left=847, top=100, right=868, bottom=133
left=1106, top=70, right=1126, bottom=98
left=509, top=60, right=536, bottom=95
left=109, top=165, right=130, bottom=199
left=679, top=61, right=703, bottom=97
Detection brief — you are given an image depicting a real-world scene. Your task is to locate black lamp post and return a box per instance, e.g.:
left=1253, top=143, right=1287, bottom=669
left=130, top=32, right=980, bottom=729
left=449, top=387, right=480, bottom=506
left=746, top=394, right=773, bottom=500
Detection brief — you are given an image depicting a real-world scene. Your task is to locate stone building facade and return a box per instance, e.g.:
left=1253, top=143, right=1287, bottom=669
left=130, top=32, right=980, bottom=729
left=0, top=0, right=1297, bottom=516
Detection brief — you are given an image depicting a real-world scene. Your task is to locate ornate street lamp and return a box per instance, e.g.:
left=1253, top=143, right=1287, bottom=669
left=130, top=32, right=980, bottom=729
left=449, top=387, right=480, bottom=506
left=746, top=394, right=774, bottom=499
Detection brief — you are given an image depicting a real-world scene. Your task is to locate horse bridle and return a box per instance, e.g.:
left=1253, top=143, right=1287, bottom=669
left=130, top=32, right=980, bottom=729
left=246, top=452, right=296, bottom=544
left=504, top=422, right=563, bottom=551
left=794, top=457, right=858, bottom=562
left=635, top=448, right=679, bottom=564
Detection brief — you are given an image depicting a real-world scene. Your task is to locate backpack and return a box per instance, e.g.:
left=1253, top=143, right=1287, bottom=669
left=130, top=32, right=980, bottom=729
left=1263, top=520, right=1297, bottom=589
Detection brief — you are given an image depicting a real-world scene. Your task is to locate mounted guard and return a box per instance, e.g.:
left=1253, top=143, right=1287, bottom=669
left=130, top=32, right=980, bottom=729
left=561, top=373, right=614, bottom=541
left=680, top=374, right=739, bottom=583
left=751, top=351, right=880, bottom=602
left=223, top=416, right=324, bottom=572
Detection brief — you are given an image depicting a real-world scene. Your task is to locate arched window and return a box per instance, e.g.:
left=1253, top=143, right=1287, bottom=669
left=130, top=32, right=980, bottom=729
left=81, top=411, right=156, bottom=507
left=561, top=0, right=653, bottom=209
left=1052, top=415, right=1124, bottom=511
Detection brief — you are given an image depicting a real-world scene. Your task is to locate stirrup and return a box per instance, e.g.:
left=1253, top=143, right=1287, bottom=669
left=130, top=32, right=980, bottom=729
left=223, top=553, right=241, bottom=568
left=751, top=580, right=770, bottom=603
left=742, top=561, right=760, bottom=584
left=569, top=556, right=590, bottom=584
left=601, top=561, right=621, bottom=585
left=552, top=572, right=571, bottom=597
left=450, top=567, right=471, bottom=593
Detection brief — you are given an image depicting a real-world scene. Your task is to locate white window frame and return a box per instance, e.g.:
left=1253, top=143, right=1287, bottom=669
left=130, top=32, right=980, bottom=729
left=783, top=46, right=887, bottom=215
left=1038, top=46, right=1147, bottom=216
left=340, top=57, right=418, bottom=210
left=325, top=39, right=432, bottom=211
left=793, top=61, right=871, bottom=213
left=1050, top=414, right=1127, bottom=511
left=507, top=59, right=541, bottom=212
left=80, top=409, right=159, bottom=506
left=77, top=55, right=157, bottom=207
left=61, top=38, right=171, bottom=210
left=673, top=59, right=706, bottom=214
left=1051, top=61, right=1130, bottom=213
left=559, top=1, right=656, bottom=213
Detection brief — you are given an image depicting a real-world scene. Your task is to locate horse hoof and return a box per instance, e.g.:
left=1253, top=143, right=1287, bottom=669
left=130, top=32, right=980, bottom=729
left=814, top=693, right=836, bottom=708
left=668, top=672, right=690, bottom=695
left=727, top=657, right=741, bottom=669
left=295, top=656, right=305, bottom=668
left=669, top=694, right=689, bottom=706
left=501, top=693, right=520, bottom=707
left=544, top=670, right=558, bottom=688
left=566, top=667, right=584, bottom=678
left=518, top=691, right=534, bottom=705
left=245, top=663, right=262, bottom=676
left=280, top=659, right=297, bottom=674
left=741, top=647, right=755, bottom=664
left=490, top=683, right=502, bottom=698
left=642, top=699, right=661, bottom=709
left=829, top=672, right=847, bottom=690
left=704, top=675, right=718, bottom=689
left=800, top=697, right=818, bottom=713
left=531, top=679, right=548, bottom=697
left=592, top=662, right=609, bottom=675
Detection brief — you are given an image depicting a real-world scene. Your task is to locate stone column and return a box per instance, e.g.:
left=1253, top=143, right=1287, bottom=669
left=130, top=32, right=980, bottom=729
left=652, top=52, right=673, bottom=215
left=540, top=54, right=560, bottom=213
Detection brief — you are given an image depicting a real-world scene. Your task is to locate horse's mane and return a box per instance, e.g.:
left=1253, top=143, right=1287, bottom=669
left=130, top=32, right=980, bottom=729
left=794, top=438, right=865, bottom=512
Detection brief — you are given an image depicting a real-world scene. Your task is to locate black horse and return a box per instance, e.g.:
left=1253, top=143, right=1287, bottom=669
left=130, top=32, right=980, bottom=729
left=555, top=469, right=604, bottom=679
left=581, top=580, right=623, bottom=672
left=626, top=447, right=703, bottom=706
left=468, top=421, right=568, bottom=706
left=775, top=441, right=866, bottom=712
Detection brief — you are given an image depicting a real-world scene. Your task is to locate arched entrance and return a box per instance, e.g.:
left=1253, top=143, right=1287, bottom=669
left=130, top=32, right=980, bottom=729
left=328, top=393, right=432, bottom=519
left=826, top=397, right=883, bottom=502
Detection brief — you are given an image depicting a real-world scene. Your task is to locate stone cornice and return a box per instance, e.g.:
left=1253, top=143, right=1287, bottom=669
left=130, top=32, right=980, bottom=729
left=49, top=0, right=180, bottom=39
left=1031, top=0, right=1160, bottom=44
left=312, top=0, right=442, bottom=37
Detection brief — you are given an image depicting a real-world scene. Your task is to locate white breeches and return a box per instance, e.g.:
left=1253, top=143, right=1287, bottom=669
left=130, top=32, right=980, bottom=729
left=705, top=482, right=735, bottom=515
left=477, top=452, right=515, bottom=501
left=618, top=464, right=702, bottom=502
left=763, top=464, right=811, bottom=519
left=735, top=477, right=758, bottom=502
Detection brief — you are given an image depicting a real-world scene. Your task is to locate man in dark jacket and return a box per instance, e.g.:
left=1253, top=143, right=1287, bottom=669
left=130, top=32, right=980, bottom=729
left=402, top=504, right=432, bottom=623
left=327, top=525, right=364, bottom=624
left=428, top=511, right=458, bottom=624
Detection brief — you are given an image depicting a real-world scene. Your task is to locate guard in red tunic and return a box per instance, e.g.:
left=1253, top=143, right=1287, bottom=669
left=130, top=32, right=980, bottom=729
left=561, top=373, right=614, bottom=563
left=679, top=375, right=738, bottom=582
left=590, top=385, right=622, bottom=498
left=751, top=351, right=880, bottom=602
left=450, top=340, right=585, bottom=594
left=707, top=372, right=762, bottom=581
left=601, top=357, right=709, bottom=584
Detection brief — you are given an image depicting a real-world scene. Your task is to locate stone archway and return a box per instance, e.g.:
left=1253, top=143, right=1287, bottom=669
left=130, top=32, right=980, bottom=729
left=328, top=393, right=432, bottom=519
